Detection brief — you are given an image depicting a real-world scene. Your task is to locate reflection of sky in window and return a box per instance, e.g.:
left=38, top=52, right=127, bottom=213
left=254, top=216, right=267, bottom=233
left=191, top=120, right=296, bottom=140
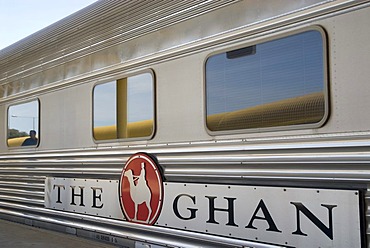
left=94, top=81, right=116, bottom=127
left=94, top=73, right=154, bottom=127
left=127, top=73, right=154, bottom=122
left=206, top=30, right=324, bottom=115
left=8, top=100, right=39, bottom=134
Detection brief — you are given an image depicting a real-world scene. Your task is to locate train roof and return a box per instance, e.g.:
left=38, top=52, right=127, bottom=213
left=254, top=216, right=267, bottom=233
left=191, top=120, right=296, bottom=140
left=0, top=0, right=238, bottom=99
left=0, top=0, right=333, bottom=100
left=0, top=1, right=236, bottom=59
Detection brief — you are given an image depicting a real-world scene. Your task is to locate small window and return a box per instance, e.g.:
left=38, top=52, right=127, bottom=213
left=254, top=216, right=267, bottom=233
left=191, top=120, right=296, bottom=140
left=7, top=100, right=40, bottom=147
left=93, top=72, right=155, bottom=141
left=205, top=29, right=327, bottom=132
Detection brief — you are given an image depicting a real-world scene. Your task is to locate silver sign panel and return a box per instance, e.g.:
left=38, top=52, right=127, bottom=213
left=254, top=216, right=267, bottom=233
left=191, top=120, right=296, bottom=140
left=45, top=177, right=124, bottom=219
left=156, top=183, right=361, bottom=248
left=45, top=177, right=362, bottom=247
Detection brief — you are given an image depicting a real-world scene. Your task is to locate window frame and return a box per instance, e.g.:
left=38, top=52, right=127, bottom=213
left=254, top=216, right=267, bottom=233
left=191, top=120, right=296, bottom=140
left=92, top=70, right=156, bottom=143
left=7, top=99, right=40, bottom=148
left=204, top=26, right=329, bottom=135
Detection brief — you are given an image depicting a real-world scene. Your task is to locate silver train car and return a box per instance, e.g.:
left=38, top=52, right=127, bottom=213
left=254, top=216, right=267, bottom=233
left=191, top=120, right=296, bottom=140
left=1, top=0, right=370, bottom=247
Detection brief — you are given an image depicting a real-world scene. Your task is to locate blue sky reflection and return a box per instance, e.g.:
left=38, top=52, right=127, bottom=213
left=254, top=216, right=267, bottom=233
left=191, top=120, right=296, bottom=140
left=93, top=73, right=154, bottom=127
left=8, top=100, right=39, bottom=135
left=206, top=30, right=324, bottom=115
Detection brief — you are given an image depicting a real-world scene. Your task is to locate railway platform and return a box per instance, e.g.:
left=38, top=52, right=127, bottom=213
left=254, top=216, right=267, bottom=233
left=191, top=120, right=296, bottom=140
left=0, top=218, right=115, bottom=248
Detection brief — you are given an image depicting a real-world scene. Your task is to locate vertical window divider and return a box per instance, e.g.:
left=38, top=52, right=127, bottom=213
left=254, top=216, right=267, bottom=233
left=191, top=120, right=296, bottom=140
left=117, top=78, right=128, bottom=139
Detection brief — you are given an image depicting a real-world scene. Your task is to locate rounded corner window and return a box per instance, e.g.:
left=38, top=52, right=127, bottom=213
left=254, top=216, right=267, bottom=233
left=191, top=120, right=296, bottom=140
left=93, top=72, right=155, bottom=142
left=205, top=28, right=328, bottom=133
left=7, top=99, right=40, bottom=148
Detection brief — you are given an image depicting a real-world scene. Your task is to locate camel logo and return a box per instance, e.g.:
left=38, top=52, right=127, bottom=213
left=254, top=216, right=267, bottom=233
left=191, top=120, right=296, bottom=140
left=119, top=153, right=163, bottom=225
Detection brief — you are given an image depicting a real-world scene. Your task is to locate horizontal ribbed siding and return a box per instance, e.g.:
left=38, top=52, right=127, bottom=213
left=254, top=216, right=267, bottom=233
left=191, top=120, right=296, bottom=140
left=0, top=137, right=369, bottom=246
left=0, top=0, right=237, bottom=86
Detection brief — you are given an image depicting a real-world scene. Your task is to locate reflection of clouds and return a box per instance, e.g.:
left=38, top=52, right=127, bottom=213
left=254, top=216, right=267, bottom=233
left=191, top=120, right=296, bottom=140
left=94, top=73, right=154, bottom=127
left=8, top=100, right=39, bottom=133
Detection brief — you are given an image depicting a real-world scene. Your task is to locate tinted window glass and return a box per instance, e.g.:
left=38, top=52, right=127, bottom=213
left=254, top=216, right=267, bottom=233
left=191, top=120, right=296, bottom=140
left=8, top=100, right=39, bottom=147
left=93, top=73, right=154, bottom=140
left=206, top=30, right=327, bottom=132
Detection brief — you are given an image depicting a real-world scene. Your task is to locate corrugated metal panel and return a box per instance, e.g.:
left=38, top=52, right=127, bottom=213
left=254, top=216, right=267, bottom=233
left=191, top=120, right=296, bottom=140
left=0, top=0, right=237, bottom=85
left=0, top=0, right=342, bottom=100
left=0, top=139, right=369, bottom=246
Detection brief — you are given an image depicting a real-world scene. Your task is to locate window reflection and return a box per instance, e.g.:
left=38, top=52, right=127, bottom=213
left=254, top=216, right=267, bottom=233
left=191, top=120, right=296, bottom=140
left=206, top=30, right=327, bottom=132
left=93, top=73, right=154, bottom=140
left=8, top=100, right=39, bottom=147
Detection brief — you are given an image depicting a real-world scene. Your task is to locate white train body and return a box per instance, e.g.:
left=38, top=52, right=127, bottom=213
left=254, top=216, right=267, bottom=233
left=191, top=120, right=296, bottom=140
left=1, top=1, right=370, bottom=247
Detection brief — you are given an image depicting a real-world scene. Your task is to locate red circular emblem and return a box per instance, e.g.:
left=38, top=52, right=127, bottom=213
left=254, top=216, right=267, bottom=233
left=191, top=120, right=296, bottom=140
left=119, top=153, right=163, bottom=225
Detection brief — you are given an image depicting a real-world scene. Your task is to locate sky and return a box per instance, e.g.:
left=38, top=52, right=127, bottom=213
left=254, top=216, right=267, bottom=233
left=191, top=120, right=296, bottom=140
left=0, top=0, right=97, bottom=50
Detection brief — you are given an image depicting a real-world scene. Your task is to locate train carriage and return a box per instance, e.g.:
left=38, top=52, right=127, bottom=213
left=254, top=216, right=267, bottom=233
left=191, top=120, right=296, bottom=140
left=1, top=0, right=370, bottom=247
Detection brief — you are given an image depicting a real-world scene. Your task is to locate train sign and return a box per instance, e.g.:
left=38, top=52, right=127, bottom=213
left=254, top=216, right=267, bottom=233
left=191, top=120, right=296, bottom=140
left=45, top=153, right=362, bottom=247
left=119, top=153, right=163, bottom=225
left=156, top=183, right=362, bottom=247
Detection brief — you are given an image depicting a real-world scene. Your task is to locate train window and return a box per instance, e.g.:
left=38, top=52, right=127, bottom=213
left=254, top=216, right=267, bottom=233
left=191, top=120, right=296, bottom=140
left=7, top=100, right=39, bottom=147
left=205, top=29, right=327, bottom=132
left=93, top=72, right=155, bottom=141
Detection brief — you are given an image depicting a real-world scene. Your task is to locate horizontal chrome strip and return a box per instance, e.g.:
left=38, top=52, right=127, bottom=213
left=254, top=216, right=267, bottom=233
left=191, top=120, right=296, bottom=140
left=0, top=195, right=43, bottom=206
left=0, top=188, right=43, bottom=197
left=0, top=181, right=44, bottom=189
left=0, top=200, right=282, bottom=248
